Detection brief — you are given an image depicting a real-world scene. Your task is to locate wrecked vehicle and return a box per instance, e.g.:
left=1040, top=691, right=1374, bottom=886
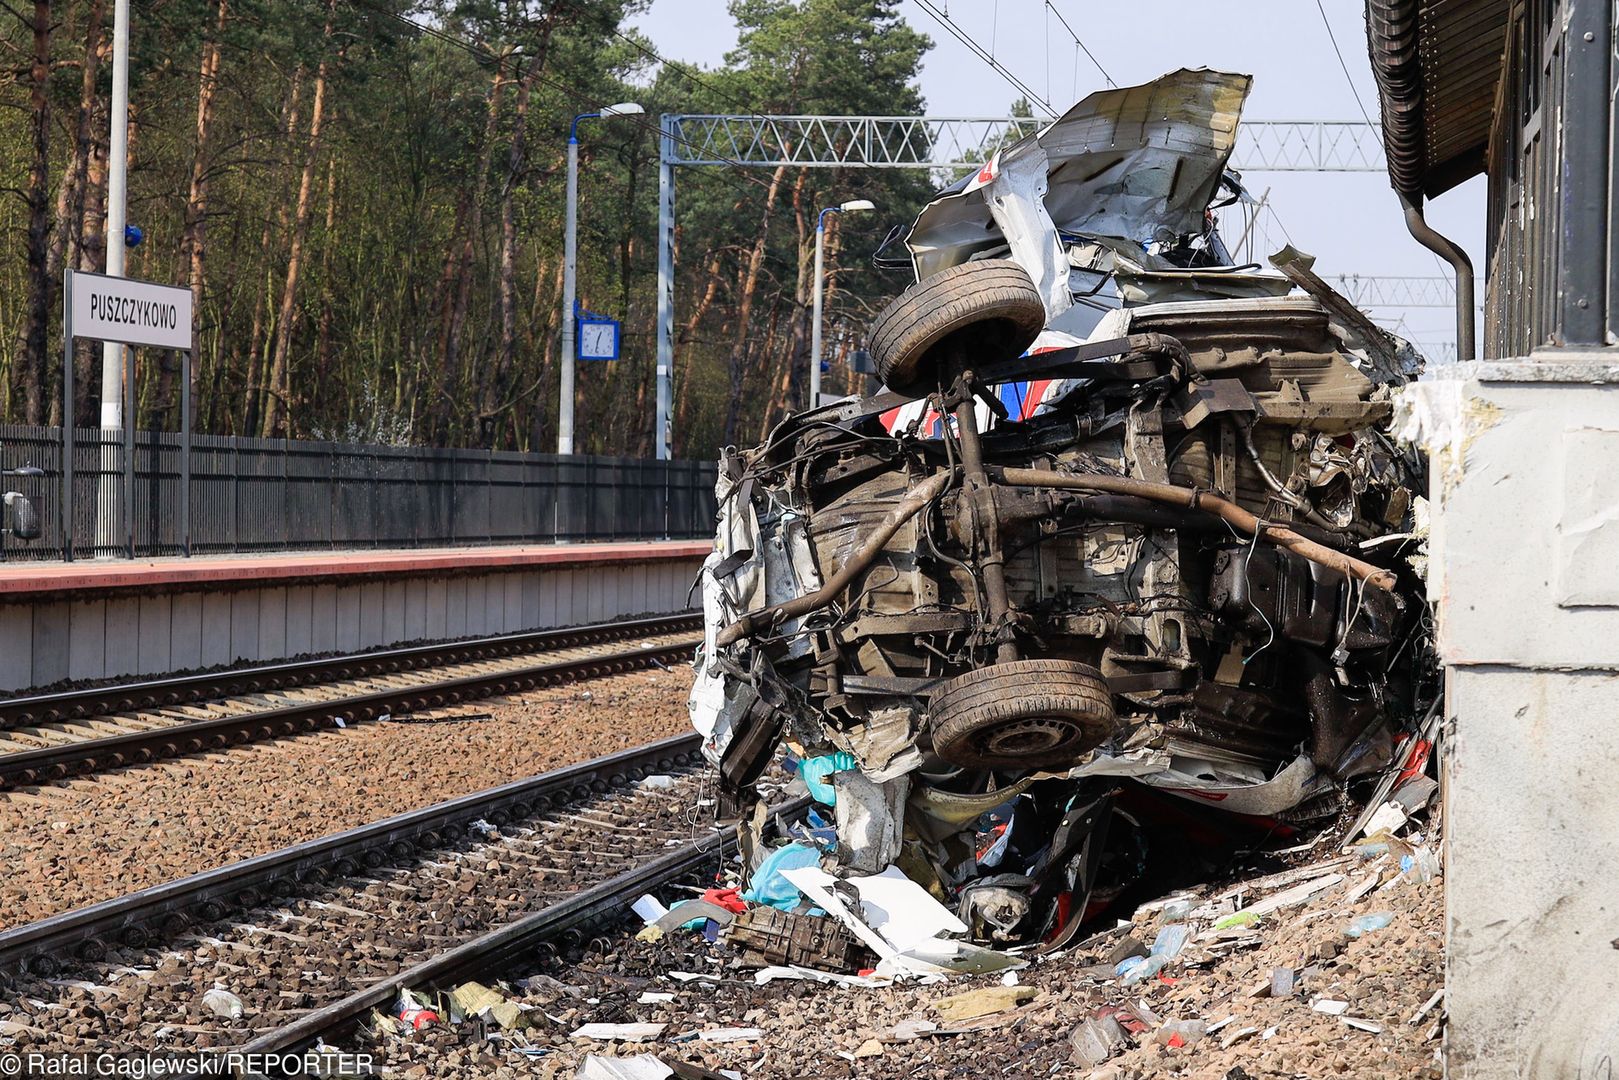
left=690, top=70, right=1436, bottom=953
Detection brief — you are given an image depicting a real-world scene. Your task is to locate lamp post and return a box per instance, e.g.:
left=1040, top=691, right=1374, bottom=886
left=93, top=0, right=132, bottom=555
left=810, top=199, right=874, bottom=409
left=102, top=0, right=130, bottom=434
left=558, top=101, right=643, bottom=455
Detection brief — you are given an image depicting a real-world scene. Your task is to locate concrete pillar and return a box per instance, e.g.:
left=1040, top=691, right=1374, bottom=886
left=1404, top=357, right=1619, bottom=1077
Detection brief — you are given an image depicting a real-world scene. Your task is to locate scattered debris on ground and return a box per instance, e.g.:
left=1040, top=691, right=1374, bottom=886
left=352, top=777, right=1442, bottom=1079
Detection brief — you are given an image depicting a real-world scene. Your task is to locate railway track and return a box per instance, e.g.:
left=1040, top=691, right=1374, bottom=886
left=0, top=734, right=796, bottom=1058
left=0, top=613, right=701, bottom=788
left=239, top=809, right=769, bottom=1064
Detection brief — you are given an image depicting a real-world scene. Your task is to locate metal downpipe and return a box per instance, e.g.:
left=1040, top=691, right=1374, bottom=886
left=1400, top=191, right=1476, bottom=361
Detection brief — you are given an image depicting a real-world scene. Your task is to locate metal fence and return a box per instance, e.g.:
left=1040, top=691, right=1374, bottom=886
left=0, top=424, right=718, bottom=562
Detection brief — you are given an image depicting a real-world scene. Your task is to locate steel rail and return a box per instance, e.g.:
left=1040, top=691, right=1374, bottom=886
left=0, top=624, right=701, bottom=788
left=0, top=613, right=702, bottom=729
left=0, top=733, right=706, bottom=977
left=237, top=794, right=812, bottom=1066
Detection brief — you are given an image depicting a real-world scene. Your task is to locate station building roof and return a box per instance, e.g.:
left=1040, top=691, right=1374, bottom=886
left=1365, top=0, right=1512, bottom=198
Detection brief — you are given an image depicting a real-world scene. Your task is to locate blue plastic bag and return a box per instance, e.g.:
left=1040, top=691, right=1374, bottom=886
left=1346, top=911, right=1395, bottom=937
left=740, top=842, right=823, bottom=911
left=799, top=751, right=857, bottom=805
left=1120, top=954, right=1169, bottom=984
left=1150, top=923, right=1191, bottom=959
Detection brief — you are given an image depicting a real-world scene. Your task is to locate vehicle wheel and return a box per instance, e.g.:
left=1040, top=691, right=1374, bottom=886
left=927, top=659, right=1117, bottom=770
left=868, top=259, right=1047, bottom=397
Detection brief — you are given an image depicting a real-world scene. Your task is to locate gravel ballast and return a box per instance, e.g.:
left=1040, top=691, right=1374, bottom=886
left=0, top=667, right=694, bottom=928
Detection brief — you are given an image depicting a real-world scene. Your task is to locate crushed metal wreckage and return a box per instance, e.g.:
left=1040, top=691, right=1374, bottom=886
left=689, top=69, right=1438, bottom=959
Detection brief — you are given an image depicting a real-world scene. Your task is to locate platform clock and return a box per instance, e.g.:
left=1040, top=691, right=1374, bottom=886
left=578, top=315, right=621, bottom=361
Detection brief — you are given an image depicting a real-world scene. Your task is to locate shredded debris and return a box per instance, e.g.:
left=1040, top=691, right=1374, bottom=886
left=355, top=790, right=1443, bottom=1079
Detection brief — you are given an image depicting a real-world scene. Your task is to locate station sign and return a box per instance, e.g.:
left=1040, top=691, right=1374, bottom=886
left=59, top=268, right=197, bottom=563
left=67, top=269, right=192, bottom=350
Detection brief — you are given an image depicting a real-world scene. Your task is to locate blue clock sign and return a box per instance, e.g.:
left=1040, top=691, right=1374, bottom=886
left=577, top=307, right=621, bottom=361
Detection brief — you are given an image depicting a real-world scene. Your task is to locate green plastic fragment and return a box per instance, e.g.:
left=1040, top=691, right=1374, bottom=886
left=1214, top=910, right=1261, bottom=930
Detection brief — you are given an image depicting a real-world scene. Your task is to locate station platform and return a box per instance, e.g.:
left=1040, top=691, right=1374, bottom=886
left=0, top=540, right=712, bottom=598
left=0, top=541, right=712, bottom=694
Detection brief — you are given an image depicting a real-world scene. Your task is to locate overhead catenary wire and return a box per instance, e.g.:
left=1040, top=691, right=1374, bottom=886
left=1265, top=202, right=1296, bottom=246
left=1044, top=1, right=1116, bottom=89
left=1307, top=6, right=1463, bottom=352
left=911, top=0, right=1059, bottom=118
left=1313, top=0, right=1377, bottom=130
left=1223, top=191, right=1296, bottom=258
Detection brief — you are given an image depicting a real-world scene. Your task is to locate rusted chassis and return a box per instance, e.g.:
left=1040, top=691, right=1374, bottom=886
left=707, top=314, right=1422, bottom=795
left=720, top=333, right=1396, bottom=652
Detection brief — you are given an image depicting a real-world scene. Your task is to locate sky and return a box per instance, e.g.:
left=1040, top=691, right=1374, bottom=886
left=629, top=0, right=1485, bottom=359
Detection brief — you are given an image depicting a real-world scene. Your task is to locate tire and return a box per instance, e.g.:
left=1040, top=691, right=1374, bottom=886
left=928, top=659, right=1117, bottom=770
left=868, top=259, right=1047, bottom=397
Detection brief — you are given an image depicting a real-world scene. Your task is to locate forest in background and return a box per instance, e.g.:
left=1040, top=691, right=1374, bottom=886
left=0, top=0, right=945, bottom=458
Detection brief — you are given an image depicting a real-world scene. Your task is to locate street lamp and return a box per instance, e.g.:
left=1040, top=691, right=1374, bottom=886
left=558, top=101, right=645, bottom=455
left=811, top=199, right=875, bottom=409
